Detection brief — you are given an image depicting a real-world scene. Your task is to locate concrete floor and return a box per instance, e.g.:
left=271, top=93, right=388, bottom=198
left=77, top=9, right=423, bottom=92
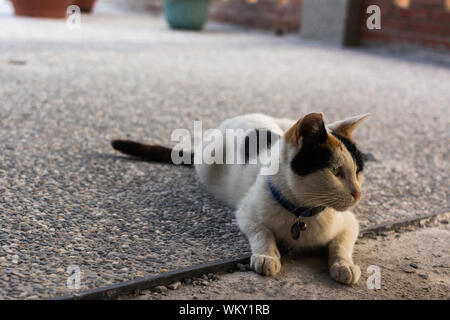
left=132, top=222, right=450, bottom=300
left=0, top=1, right=449, bottom=299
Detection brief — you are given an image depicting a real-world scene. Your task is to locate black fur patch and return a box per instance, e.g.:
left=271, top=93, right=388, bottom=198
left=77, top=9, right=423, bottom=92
left=331, top=133, right=364, bottom=173
left=244, top=129, right=277, bottom=164
left=290, top=118, right=332, bottom=176
left=290, top=143, right=332, bottom=176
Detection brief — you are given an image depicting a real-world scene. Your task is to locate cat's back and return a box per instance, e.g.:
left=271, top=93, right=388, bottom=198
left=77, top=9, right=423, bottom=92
left=218, top=113, right=286, bottom=134
left=194, top=113, right=285, bottom=208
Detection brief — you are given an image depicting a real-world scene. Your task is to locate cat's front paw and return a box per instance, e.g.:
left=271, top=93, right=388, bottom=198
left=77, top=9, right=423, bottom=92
left=329, top=261, right=361, bottom=285
left=251, top=254, right=281, bottom=276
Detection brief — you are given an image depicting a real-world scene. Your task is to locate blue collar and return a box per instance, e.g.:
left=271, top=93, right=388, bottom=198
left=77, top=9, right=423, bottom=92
left=267, top=178, right=326, bottom=218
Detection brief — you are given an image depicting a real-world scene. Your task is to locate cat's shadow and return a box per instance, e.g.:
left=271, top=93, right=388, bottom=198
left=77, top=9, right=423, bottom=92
left=271, top=248, right=364, bottom=289
left=281, top=248, right=329, bottom=272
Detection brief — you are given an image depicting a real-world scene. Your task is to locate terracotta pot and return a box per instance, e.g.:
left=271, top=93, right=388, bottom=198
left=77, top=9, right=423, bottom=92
left=72, top=0, right=97, bottom=13
left=11, top=0, right=72, bottom=19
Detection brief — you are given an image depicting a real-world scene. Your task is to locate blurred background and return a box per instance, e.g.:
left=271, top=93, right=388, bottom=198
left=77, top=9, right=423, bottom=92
left=2, top=0, right=449, bottom=49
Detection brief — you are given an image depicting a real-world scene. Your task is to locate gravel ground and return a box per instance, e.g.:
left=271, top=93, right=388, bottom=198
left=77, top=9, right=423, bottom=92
left=131, top=222, right=450, bottom=300
left=0, top=1, right=449, bottom=299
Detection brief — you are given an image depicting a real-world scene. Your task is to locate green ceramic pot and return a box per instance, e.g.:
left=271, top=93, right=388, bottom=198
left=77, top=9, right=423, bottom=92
left=163, top=0, right=210, bottom=30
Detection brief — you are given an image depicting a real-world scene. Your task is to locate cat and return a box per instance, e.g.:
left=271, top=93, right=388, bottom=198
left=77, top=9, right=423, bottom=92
left=112, top=112, right=369, bottom=285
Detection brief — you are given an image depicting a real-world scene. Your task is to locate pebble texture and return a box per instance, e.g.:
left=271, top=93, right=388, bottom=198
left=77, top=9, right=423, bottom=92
left=132, top=224, right=450, bottom=300
left=0, top=2, right=449, bottom=299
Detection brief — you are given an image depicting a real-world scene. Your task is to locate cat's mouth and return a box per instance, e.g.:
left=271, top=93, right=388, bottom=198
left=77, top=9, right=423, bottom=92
left=332, top=192, right=362, bottom=211
left=329, top=204, right=349, bottom=212
left=332, top=200, right=359, bottom=212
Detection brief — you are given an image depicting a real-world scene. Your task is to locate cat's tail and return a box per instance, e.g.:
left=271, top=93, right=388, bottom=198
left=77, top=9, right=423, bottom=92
left=111, top=140, right=194, bottom=166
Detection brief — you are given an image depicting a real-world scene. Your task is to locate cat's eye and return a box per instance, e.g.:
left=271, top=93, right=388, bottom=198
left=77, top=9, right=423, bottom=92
left=330, top=166, right=341, bottom=177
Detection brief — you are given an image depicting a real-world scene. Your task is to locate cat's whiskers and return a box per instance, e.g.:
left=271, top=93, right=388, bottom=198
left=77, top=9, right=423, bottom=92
left=308, top=198, right=341, bottom=208
left=300, top=192, right=338, bottom=198
left=297, top=204, right=328, bottom=216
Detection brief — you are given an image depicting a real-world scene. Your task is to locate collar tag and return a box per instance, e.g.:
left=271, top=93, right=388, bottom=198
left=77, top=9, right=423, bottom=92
left=291, top=221, right=307, bottom=240
left=268, top=178, right=325, bottom=240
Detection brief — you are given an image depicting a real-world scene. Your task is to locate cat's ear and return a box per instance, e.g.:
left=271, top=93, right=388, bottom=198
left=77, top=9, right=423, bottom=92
left=327, top=113, right=369, bottom=140
left=284, top=112, right=327, bottom=147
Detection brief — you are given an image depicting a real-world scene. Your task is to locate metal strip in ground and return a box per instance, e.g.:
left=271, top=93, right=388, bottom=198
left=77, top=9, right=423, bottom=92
left=52, top=255, right=251, bottom=300
left=52, top=211, right=448, bottom=300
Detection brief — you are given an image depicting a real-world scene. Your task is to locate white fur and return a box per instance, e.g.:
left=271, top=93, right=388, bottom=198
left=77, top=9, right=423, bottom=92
left=194, top=113, right=365, bottom=284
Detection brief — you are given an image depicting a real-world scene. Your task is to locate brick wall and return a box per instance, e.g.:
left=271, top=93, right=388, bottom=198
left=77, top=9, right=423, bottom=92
left=210, top=0, right=303, bottom=33
left=360, top=0, right=450, bottom=50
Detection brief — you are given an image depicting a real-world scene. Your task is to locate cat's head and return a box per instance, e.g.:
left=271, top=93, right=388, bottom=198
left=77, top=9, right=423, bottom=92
left=282, top=113, right=369, bottom=212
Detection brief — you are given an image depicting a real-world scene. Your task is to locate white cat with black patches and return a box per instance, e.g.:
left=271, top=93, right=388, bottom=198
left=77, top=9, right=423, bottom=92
left=112, top=112, right=369, bottom=284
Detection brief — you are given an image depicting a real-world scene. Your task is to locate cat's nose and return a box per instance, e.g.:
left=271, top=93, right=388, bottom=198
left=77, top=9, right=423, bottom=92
left=351, top=191, right=361, bottom=201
